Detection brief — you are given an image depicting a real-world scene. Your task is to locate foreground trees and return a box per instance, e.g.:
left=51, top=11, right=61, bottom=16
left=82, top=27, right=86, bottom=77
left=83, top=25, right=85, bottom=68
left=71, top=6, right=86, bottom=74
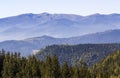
left=0, top=49, right=120, bottom=78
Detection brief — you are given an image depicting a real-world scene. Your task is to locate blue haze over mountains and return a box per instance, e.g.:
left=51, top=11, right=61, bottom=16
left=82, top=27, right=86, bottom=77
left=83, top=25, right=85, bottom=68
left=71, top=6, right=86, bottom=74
left=0, top=13, right=120, bottom=41
left=0, top=13, right=120, bottom=56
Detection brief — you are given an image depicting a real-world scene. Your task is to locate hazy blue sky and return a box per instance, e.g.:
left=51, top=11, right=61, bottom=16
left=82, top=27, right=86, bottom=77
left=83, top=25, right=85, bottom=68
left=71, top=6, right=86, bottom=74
left=0, top=0, right=120, bottom=18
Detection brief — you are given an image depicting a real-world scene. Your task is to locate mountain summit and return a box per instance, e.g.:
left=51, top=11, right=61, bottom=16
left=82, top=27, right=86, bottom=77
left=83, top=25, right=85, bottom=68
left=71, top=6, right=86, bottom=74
left=1, top=13, right=120, bottom=41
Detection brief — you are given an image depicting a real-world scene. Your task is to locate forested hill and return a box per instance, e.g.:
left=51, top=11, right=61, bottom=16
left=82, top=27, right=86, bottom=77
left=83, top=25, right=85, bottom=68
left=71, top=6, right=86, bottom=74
left=36, top=44, right=120, bottom=66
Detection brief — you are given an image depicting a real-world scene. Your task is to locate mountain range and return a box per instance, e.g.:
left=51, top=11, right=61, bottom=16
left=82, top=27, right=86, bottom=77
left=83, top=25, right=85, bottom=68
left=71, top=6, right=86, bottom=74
left=0, top=29, right=120, bottom=56
left=1, top=13, right=120, bottom=41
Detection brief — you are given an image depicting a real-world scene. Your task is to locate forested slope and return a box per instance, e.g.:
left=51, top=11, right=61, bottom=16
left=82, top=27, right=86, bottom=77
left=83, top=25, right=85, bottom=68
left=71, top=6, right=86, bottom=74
left=90, top=50, right=120, bottom=78
left=36, top=44, right=120, bottom=66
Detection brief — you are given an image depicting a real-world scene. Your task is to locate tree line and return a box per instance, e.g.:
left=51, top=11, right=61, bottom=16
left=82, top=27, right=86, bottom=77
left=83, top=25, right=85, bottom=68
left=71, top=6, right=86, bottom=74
left=0, top=49, right=120, bottom=78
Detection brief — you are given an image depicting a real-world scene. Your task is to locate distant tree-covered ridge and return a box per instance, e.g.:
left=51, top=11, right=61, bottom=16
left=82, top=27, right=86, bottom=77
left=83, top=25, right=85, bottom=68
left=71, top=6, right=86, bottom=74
left=0, top=49, right=120, bottom=78
left=36, top=44, right=120, bottom=66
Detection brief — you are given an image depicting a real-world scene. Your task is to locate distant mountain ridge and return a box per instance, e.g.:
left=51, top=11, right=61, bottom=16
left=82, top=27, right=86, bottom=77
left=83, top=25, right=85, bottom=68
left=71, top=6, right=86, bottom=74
left=1, top=13, right=120, bottom=41
left=0, top=29, right=120, bottom=56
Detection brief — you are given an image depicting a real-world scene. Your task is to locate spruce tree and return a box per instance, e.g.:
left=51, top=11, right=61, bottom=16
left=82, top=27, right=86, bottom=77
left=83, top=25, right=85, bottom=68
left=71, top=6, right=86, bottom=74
left=45, top=55, right=52, bottom=78
left=51, top=54, right=61, bottom=78
left=61, top=61, right=71, bottom=78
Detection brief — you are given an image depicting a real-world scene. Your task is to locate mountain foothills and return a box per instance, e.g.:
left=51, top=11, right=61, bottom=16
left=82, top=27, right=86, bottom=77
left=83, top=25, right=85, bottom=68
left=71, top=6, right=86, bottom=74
left=0, top=13, right=120, bottom=41
left=0, top=29, right=120, bottom=56
left=0, top=49, right=120, bottom=78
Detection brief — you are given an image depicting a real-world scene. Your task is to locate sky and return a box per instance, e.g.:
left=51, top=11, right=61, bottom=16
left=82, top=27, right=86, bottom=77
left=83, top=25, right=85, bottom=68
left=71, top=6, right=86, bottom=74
left=0, top=0, right=120, bottom=18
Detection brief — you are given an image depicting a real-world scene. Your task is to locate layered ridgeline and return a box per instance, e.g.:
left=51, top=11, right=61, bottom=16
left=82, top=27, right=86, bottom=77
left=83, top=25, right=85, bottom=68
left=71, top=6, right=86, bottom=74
left=1, top=13, right=120, bottom=41
left=36, top=44, right=120, bottom=66
left=0, top=30, right=120, bottom=56
left=1, top=29, right=120, bottom=56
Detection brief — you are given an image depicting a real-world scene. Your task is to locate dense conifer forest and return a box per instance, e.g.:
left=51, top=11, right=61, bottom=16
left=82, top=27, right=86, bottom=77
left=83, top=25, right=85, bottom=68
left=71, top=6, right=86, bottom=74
left=0, top=49, right=120, bottom=78
left=36, top=44, right=120, bottom=66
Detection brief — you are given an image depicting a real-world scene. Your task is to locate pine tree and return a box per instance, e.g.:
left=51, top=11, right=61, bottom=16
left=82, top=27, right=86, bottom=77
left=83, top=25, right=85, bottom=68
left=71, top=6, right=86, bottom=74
left=0, top=49, right=5, bottom=77
left=45, top=55, right=52, bottom=78
left=72, top=65, right=80, bottom=78
left=61, top=61, right=71, bottom=78
left=51, top=54, right=61, bottom=78
left=30, top=56, right=41, bottom=78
